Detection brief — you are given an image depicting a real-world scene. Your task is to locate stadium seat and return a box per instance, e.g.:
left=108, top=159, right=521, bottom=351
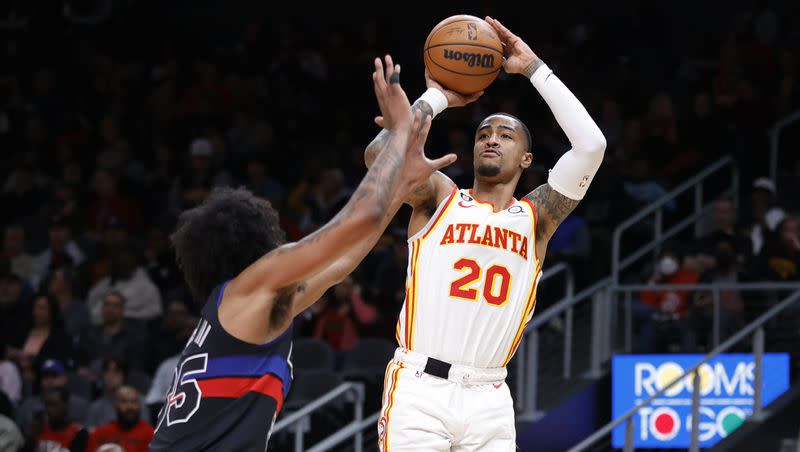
left=283, top=369, right=343, bottom=412
left=339, top=338, right=395, bottom=382
left=291, top=338, right=335, bottom=371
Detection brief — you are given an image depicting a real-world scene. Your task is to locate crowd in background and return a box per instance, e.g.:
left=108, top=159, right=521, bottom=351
left=0, top=0, right=798, bottom=450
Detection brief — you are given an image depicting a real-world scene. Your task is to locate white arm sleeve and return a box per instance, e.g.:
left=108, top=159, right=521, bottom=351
left=530, top=63, right=606, bottom=200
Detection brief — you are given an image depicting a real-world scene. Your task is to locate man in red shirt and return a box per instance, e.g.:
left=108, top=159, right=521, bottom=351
left=88, top=385, right=154, bottom=452
left=35, top=387, right=88, bottom=450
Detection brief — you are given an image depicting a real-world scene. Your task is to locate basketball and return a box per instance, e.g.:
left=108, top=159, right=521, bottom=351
left=423, top=15, right=504, bottom=95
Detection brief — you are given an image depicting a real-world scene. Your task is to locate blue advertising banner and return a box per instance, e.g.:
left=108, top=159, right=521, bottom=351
left=612, top=354, right=790, bottom=448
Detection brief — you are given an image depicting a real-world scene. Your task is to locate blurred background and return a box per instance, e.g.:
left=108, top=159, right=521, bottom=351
left=0, top=0, right=798, bottom=451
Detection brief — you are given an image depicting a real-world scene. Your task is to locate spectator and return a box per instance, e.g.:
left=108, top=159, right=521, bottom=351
left=86, top=169, right=142, bottom=238
left=77, top=292, right=147, bottom=373
left=170, top=138, right=232, bottom=213
left=87, top=216, right=130, bottom=286
left=28, top=215, right=85, bottom=290
left=144, top=354, right=180, bottom=420
left=243, top=156, right=286, bottom=207
left=0, top=272, right=32, bottom=356
left=87, top=385, right=154, bottom=452
left=16, top=293, right=76, bottom=377
left=17, top=359, right=89, bottom=432
left=86, top=247, right=163, bottom=324
left=314, top=276, right=377, bottom=351
left=142, top=225, right=181, bottom=293
left=696, top=198, right=752, bottom=265
left=633, top=248, right=699, bottom=353
left=754, top=215, right=800, bottom=281
left=748, top=177, right=786, bottom=256
left=146, top=298, right=190, bottom=372
left=33, top=387, right=88, bottom=452
left=45, top=265, right=90, bottom=338
left=86, top=358, right=151, bottom=428
left=1, top=224, right=33, bottom=281
left=0, top=346, right=22, bottom=407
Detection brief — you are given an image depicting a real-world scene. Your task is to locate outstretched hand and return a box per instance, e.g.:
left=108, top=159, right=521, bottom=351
left=373, top=55, right=413, bottom=131
left=485, top=16, right=540, bottom=77
left=424, top=69, right=483, bottom=107
left=400, top=111, right=457, bottom=188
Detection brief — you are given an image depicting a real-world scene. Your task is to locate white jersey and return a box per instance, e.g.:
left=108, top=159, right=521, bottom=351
left=396, top=188, right=542, bottom=368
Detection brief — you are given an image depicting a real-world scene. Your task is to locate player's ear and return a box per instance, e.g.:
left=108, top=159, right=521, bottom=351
left=520, top=151, right=532, bottom=169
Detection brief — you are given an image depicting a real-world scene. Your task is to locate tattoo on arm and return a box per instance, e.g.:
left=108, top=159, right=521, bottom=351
left=525, top=183, right=579, bottom=239
left=521, top=58, right=545, bottom=78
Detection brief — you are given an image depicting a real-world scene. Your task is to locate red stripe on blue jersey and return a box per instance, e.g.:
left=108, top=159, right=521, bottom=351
left=197, top=374, right=285, bottom=412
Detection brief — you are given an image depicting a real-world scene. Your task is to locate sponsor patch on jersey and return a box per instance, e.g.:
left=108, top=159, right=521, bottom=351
left=507, top=205, right=524, bottom=214
left=460, top=192, right=473, bottom=202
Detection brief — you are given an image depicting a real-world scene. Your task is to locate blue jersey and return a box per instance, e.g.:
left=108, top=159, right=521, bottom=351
left=150, top=281, right=293, bottom=451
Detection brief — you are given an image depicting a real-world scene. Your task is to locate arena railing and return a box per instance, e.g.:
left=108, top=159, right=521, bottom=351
left=769, top=108, right=800, bottom=187
left=611, top=155, right=739, bottom=284
left=272, top=382, right=365, bottom=452
left=569, top=287, right=800, bottom=452
left=613, top=282, right=800, bottom=352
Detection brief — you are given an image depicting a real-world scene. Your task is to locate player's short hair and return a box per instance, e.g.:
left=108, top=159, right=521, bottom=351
left=171, top=187, right=286, bottom=303
left=481, top=112, right=533, bottom=153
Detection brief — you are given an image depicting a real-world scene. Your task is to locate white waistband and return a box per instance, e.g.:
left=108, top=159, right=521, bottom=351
left=393, top=348, right=507, bottom=385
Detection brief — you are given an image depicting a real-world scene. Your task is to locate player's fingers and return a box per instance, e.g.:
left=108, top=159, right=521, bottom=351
left=384, top=55, right=395, bottom=85
left=415, top=115, right=432, bottom=145
left=374, top=116, right=386, bottom=128
left=374, top=57, right=387, bottom=94
left=389, top=65, right=403, bottom=95
left=410, top=109, right=423, bottom=133
left=429, top=153, right=457, bottom=171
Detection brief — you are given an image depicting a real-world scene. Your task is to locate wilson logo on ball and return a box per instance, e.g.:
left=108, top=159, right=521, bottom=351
left=442, top=50, right=495, bottom=68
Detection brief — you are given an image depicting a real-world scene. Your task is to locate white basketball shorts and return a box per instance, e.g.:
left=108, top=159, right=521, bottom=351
left=377, top=348, right=516, bottom=452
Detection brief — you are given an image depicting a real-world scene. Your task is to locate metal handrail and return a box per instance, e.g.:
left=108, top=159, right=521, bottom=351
left=307, top=412, right=380, bottom=452
left=769, top=108, right=800, bottom=186
left=569, top=289, right=800, bottom=452
left=612, top=155, right=738, bottom=282
left=273, top=382, right=362, bottom=432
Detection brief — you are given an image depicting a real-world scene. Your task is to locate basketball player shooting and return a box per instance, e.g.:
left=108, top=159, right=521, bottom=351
left=148, top=56, right=456, bottom=451
left=366, top=17, right=607, bottom=451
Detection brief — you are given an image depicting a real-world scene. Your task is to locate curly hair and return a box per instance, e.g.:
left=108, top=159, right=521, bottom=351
left=171, top=187, right=286, bottom=303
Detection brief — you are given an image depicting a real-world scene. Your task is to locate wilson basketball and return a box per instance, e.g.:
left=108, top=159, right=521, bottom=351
left=423, top=15, right=503, bottom=94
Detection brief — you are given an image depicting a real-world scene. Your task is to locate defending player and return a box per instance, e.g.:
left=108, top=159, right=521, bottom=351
left=367, top=18, right=606, bottom=450
left=149, top=56, right=455, bottom=451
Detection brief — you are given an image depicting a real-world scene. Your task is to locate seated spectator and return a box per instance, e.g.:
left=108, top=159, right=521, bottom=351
left=45, top=265, right=90, bottom=339
left=17, top=359, right=89, bottom=435
left=0, top=272, right=32, bottom=359
left=88, top=385, right=154, bottom=452
left=170, top=138, right=232, bottom=213
left=16, top=293, right=77, bottom=377
left=28, top=215, right=85, bottom=290
left=689, top=236, right=747, bottom=350
left=77, top=291, right=147, bottom=373
left=87, top=216, right=131, bottom=286
left=86, top=247, right=163, bottom=324
left=753, top=215, right=800, bottom=281
left=314, top=277, right=377, bottom=351
left=142, top=225, right=182, bottom=292
left=144, top=354, right=180, bottom=421
left=86, top=169, right=142, bottom=238
left=147, top=297, right=191, bottom=372
left=32, top=387, right=88, bottom=452
left=0, top=345, right=22, bottom=407
left=1, top=224, right=33, bottom=281
left=633, top=248, right=699, bottom=353
left=747, top=177, right=786, bottom=256
left=695, top=198, right=752, bottom=265
left=0, top=413, right=24, bottom=452
left=86, top=358, right=152, bottom=428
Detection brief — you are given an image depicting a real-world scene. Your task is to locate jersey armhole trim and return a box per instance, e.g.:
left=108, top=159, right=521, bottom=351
left=408, top=186, right=458, bottom=243
left=216, top=280, right=230, bottom=308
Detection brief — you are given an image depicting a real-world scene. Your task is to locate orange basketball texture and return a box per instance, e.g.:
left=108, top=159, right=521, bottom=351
left=424, top=15, right=503, bottom=94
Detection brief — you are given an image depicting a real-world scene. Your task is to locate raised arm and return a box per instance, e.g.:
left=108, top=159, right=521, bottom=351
left=364, top=73, right=480, bottom=213
left=486, top=16, right=606, bottom=243
left=223, top=56, right=455, bottom=340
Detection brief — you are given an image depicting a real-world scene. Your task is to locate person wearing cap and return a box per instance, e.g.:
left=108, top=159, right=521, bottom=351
left=16, top=359, right=89, bottom=432
left=749, top=177, right=786, bottom=256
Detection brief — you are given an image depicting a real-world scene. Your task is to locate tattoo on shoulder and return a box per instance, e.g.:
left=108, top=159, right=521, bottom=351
left=525, top=183, right=579, bottom=237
